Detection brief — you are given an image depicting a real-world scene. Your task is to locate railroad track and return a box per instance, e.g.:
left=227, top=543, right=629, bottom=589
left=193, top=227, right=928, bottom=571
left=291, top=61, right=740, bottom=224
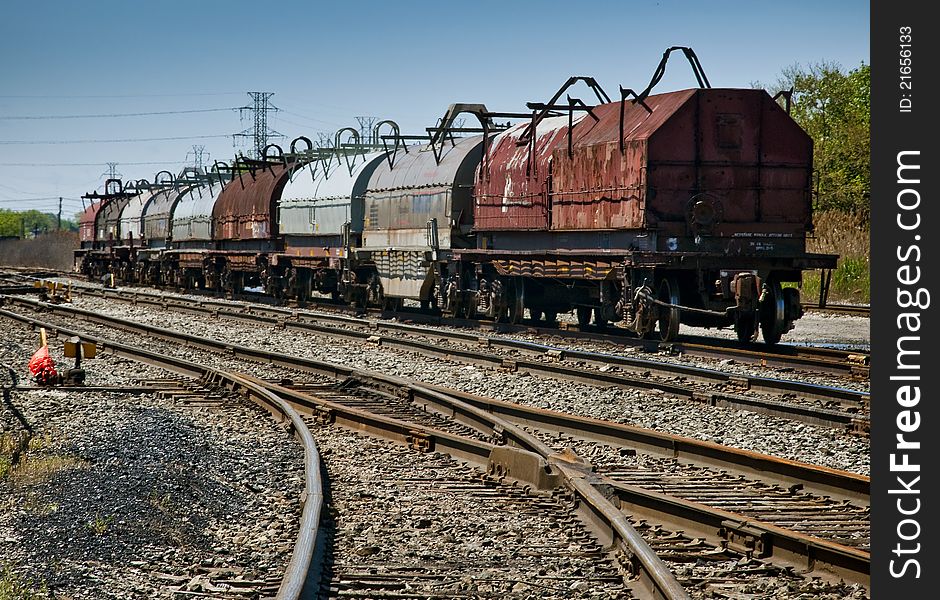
left=0, top=268, right=870, bottom=376
left=2, top=315, right=322, bottom=599
left=51, top=286, right=870, bottom=436
left=0, top=297, right=870, bottom=595
left=804, top=303, right=871, bottom=317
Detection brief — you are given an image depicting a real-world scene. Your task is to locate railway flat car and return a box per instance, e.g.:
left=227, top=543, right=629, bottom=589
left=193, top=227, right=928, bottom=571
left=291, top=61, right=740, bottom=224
left=71, top=47, right=837, bottom=344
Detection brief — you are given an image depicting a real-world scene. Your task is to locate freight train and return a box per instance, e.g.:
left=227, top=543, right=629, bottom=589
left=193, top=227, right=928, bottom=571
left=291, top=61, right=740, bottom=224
left=74, top=48, right=837, bottom=344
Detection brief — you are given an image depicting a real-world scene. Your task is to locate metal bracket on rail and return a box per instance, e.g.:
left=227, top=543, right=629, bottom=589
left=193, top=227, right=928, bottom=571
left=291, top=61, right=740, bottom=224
left=718, top=520, right=770, bottom=558
left=312, top=405, right=335, bottom=426
left=406, top=430, right=433, bottom=452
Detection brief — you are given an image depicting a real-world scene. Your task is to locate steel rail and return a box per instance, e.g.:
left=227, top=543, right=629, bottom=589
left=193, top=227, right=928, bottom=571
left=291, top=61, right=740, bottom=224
left=63, top=288, right=870, bottom=433
left=0, top=308, right=323, bottom=600
left=0, top=305, right=688, bottom=600
left=803, top=303, right=870, bottom=317
left=113, top=285, right=873, bottom=375
left=3, top=294, right=869, bottom=500
left=0, top=302, right=870, bottom=589
left=416, top=382, right=870, bottom=506
left=4, top=271, right=869, bottom=374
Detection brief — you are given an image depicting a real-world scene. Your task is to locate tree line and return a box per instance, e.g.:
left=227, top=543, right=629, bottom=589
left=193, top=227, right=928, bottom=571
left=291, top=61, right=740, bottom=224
left=0, top=209, right=78, bottom=238
left=765, top=61, right=870, bottom=219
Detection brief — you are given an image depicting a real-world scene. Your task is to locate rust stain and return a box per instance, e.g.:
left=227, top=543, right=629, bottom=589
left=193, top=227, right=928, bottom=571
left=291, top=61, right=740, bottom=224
left=213, top=162, right=294, bottom=241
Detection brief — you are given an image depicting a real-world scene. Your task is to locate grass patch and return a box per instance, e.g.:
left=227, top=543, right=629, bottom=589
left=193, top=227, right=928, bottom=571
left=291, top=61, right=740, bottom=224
left=1, top=431, right=84, bottom=487
left=87, top=513, right=114, bottom=536
left=0, top=564, right=47, bottom=600
left=9, top=454, right=86, bottom=487
left=803, top=210, right=870, bottom=304
left=0, top=433, right=26, bottom=481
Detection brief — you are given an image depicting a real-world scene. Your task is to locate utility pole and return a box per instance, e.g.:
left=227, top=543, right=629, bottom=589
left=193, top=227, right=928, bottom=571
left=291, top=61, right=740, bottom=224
left=235, top=92, right=283, bottom=158
left=57, top=197, right=62, bottom=230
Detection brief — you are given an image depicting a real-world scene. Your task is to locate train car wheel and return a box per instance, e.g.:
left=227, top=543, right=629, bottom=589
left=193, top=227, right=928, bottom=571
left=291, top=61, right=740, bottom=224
left=544, top=310, right=557, bottom=325
left=529, top=309, right=543, bottom=322
left=657, top=277, right=681, bottom=341
left=760, top=280, right=786, bottom=345
left=576, top=306, right=592, bottom=327
left=595, top=310, right=608, bottom=329
left=508, top=279, right=524, bottom=324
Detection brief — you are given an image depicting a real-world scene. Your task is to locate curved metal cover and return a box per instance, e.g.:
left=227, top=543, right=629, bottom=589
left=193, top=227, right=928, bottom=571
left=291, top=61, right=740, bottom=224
left=549, top=91, right=694, bottom=231
left=473, top=115, right=584, bottom=231
left=213, top=163, right=293, bottom=241
left=143, top=186, right=189, bottom=242
left=367, top=135, right=482, bottom=192
left=363, top=136, right=483, bottom=249
left=118, top=190, right=162, bottom=243
left=78, top=201, right=103, bottom=243
left=172, top=182, right=225, bottom=242
left=279, top=152, right=386, bottom=236
left=99, top=193, right=138, bottom=242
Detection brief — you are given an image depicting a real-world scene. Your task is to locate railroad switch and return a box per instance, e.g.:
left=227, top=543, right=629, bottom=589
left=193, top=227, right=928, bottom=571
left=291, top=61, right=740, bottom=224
left=27, top=329, right=95, bottom=387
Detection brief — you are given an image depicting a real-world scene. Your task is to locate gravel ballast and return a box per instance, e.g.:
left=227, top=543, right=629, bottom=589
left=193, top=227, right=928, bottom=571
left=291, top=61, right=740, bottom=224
left=59, top=296, right=869, bottom=475
left=1, top=319, right=305, bottom=598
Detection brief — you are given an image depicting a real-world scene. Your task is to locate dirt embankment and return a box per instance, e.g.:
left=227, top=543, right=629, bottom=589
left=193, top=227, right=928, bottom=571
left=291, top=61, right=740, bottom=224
left=0, top=231, right=77, bottom=271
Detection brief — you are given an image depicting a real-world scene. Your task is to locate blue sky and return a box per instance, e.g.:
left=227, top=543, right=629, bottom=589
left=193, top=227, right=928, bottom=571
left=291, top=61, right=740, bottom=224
left=0, top=0, right=869, bottom=219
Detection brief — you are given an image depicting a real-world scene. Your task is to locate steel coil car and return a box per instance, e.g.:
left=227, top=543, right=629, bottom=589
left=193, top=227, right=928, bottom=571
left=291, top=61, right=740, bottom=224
left=74, top=47, right=837, bottom=343
left=275, top=145, right=387, bottom=301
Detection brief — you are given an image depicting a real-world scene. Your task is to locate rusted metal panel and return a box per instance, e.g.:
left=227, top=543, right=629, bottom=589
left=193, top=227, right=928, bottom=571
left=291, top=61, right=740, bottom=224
left=648, top=89, right=811, bottom=236
left=551, top=139, right=646, bottom=230
left=280, top=151, right=386, bottom=237
left=172, top=182, right=225, bottom=242
left=362, top=136, right=482, bottom=249
left=546, top=88, right=812, bottom=239
left=474, top=115, right=583, bottom=231
left=550, top=92, right=693, bottom=231
left=212, top=162, right=293, bottom=241
left=78, top=202, right=102, bottom=243
left=758, top=94, right=813, bottom=227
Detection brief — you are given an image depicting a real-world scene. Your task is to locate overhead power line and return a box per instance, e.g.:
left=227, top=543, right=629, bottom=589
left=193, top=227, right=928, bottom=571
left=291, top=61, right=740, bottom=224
left=0, top=197, right=83, bottom=203
left=0, top=134, right=232, bottom=145
left=0, top=161, right=184, bottom=167
left=0, top=107, right=237, bottom=120
left=0, top=92, right=242, bottom=99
